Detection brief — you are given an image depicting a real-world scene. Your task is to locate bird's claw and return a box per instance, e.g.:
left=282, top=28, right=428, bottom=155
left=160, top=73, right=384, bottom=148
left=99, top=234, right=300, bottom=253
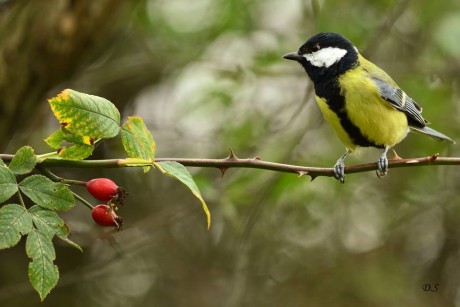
left=377, top=155, right=388, bottom=178
left=334, top=161, right=345, bottom=183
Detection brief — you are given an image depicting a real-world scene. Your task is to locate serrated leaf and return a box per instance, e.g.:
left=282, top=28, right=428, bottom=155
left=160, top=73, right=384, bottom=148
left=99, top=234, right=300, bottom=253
left=3, top=204, right=33, bottom=235
left=155, top=161, right=211, bottom=229
left=54, top=218, right=82, bottom=251
left=19, top=175, right=74, bottom=211
left=45, top=129, right=94, bottom=148
left=9, top=146, right=37, bottom=175
left=48, top=89, right=120, bottom=139
left=60, top=129, right=93, bottom=145
left=44, top=129, right=65, bottom=149
left=58, top=144, right=94, bottom=160
left=26, top=229, right=56, bottom=260
left=0, top=204, right=33, bottom=249
left=0, top=224, right=20, bottom=249
left=57, top=235, right=82, bottom=252
left=0, top=166, right=17, bottom=203
left=29, top=206, right=65, bottom=238
left=121, top=117, right=155, bottom=172
left=29, top=206, right=82, bottom=251
left=28, top=256, right=59, bottom=301
left=45, top=129, right=95, bottom=160
left=27, top=229, right=59, bottom=300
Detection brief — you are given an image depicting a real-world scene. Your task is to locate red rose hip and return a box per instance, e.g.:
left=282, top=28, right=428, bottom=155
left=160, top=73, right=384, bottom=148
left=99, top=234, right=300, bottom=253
left=92, top=205, right=123, bottom=230
left=86, top=178, right=119, bottom=201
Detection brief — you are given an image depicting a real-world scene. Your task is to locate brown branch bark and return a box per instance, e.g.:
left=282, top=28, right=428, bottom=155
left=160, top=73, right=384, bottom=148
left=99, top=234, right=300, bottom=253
left=156, top=153, right=458, bottom=180
left=0, top=152, right=458, bottom=181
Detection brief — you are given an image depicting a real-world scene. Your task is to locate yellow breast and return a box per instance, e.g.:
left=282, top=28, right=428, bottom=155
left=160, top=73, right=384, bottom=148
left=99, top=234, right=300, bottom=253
left=315, top=64, right=409, bottom=151
left=316, top=96, right=357, bottom=150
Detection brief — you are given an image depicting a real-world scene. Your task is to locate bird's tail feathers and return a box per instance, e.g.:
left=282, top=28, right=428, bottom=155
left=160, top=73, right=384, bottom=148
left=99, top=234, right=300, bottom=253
left=410, top=126, right=455, bottom=144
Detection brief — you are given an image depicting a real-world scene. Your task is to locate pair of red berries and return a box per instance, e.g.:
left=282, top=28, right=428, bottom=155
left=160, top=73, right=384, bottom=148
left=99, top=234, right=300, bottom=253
left=86, top=178, right=125, bottom=230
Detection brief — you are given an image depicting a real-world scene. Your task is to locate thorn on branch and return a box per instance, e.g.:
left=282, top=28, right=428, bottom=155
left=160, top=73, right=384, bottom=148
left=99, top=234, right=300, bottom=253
left=391, top=149, right=402, bottom=160
left=219, top=167, right=228, bottom=178
left=298, top=171, right=308, bottom=177
left=225, top=148, right=238, bottom=161
left=253, top=156, right=261, bottom=160
left=429, top=153, right=439, bottom=162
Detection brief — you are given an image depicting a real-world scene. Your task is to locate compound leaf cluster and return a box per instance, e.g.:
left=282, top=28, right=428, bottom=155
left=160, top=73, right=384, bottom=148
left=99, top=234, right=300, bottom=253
left=0, top=146, right=79, bottom=301
left=0, top=89, right=212, bottom=301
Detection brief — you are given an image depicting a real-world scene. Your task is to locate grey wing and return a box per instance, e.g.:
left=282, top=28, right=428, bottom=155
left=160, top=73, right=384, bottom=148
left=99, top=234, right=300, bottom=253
left=371, top=77, right=427, bottom=127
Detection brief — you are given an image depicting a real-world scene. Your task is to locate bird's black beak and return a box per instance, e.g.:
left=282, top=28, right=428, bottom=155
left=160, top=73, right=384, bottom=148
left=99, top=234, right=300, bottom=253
left=283, top=52, right=302, bottom=61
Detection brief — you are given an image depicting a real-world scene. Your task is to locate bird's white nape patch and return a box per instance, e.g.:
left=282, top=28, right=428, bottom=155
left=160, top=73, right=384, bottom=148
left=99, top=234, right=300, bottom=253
left=303, top=47, right=348, bottom=68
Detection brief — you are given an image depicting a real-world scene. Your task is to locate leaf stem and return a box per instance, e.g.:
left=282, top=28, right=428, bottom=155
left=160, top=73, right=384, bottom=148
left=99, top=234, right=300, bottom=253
left=35, top=151, right=60, bottom=162
left=72, top=192, right=94, bottom=210
left=36, top=164, right=86, bottom=186
left=17, top=190, right=26, bottom=208
left=35, top=165, right=61, bottom=181
left=38, top=166, right=87, bottom=186
left=35, top=166, right=86, bottom=185
left=35, top=165, right=93, bottom=209
left=63, top=179, right=87, bottom=186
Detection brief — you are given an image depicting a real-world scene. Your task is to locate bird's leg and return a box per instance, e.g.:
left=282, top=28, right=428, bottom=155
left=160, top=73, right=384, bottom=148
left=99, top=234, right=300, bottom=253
left=377, top=146, right=390, bottom=178
left=334, top=149, right=351, bottom=184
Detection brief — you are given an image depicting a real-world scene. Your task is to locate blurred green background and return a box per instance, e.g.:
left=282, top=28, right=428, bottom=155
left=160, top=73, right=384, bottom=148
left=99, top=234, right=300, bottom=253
left=1, top=0, right=460, bottom=306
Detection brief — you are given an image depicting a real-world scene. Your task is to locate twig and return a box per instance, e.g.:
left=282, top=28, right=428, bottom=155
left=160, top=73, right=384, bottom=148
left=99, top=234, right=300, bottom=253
left=35, top=164, right=94, bottom=209
left=157, top=153, right=454, bottom=180
left=72, top=192, right=94, bottom=210
left=0, top=152, right=457, bottom=180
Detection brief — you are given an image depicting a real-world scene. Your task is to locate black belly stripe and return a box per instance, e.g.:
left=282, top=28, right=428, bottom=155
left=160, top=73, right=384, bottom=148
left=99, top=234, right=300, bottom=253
left=314, top=79, right=383, bottom=149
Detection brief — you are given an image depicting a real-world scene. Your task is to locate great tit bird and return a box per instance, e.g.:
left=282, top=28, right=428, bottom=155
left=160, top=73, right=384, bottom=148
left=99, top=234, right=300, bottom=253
left=284, top=32, right=454, bottom=183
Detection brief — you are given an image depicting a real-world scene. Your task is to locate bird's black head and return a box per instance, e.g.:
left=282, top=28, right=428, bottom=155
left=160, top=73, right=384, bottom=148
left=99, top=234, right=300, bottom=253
left=284, top=33, right=359, bottom=83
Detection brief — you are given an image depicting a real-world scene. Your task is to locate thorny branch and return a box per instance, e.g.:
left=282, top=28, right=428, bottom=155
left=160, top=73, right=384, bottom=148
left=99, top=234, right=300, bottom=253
left=0, top=151, right=457, bottom=181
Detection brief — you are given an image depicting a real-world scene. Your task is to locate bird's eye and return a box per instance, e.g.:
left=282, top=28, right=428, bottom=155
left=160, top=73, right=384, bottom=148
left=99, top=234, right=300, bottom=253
left=312, top=44, right=320, bottom=52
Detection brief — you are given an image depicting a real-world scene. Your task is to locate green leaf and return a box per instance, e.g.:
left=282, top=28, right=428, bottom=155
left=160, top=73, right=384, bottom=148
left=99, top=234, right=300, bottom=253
left=27, top=229, right=59, bottom=300
left=155, top=161, right=211, bottom=229
left=0, top=204, right=33, bottom=249
left=121, top=158, right=154, bottom=167
left=58, top=144, right=94, bottom=160
left=0, top=224, right=20, bottom=250
left=19, top=175, right=74, bottom=211
left=29, top=258, right=59, bottom=301
left=0, top=166, right=17, bottom=203
left=44, top=129, right=65, bottom=149
left=0, top=158, right=6, bottom=167
left=29, top=206, right=82, bottom=251
left=2, top=204, right=33, bottom=235
left=45, top=128, right=93, bottom=149
left=121, top=116, right=156, bottom=172
left=26, top=229, right=56, bottom=260
left=45, top=129, right=95, bottom=160
left=9, top=146, right=37, bottom=175
left=29, top=206, right=65, bottom=238
left=48, top=89, right=120, bottom=139
left=57, top=231, right=82, bottom=252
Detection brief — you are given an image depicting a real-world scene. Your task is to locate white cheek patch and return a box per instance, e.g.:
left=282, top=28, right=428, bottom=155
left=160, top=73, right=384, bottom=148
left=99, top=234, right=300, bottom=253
left=303, top=47, right=348, bottom=68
